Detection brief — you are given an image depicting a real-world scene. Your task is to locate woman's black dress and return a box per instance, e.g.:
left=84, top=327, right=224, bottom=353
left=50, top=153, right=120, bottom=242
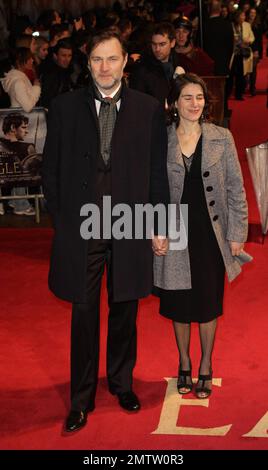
left=159, top=136, right=225, bottom=323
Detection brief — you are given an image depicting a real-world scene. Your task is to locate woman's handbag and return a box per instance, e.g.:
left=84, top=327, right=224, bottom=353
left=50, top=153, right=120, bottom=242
left=240, top=46, right=251, bottom=58
left=234, top=250, right=253, bottom=265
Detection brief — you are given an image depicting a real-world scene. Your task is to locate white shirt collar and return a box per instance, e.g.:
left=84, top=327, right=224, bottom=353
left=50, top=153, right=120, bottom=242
left=96, top=82, right=122, bottom=99
left=94, top=83, right=122, bottom=115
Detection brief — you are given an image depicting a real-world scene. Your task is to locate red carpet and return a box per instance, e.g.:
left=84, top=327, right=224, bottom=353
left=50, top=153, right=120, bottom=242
left=1, top=54, right=268, bottom=451
left=0, top=230, right=267, bottom=450
left=228, top=44, right=268, bottom=226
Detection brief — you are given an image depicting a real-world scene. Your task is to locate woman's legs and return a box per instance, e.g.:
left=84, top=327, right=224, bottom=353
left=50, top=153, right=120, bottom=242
left=196, top=318, right=217, bottom=397
left=173, top=321, right=192, bottom=392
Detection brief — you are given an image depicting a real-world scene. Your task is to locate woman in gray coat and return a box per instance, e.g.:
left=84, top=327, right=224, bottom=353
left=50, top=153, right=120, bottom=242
left=154, top=73, right=250, bottom=399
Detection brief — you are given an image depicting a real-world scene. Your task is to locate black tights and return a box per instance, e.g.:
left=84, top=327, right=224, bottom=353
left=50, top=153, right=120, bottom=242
left=173, top=319, right=217, bottom=375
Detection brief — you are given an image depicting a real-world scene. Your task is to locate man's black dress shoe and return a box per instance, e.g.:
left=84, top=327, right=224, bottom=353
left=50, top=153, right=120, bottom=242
left=65, top=410, right=87, bottom=433
left=117, top=391, right=141, bottom=412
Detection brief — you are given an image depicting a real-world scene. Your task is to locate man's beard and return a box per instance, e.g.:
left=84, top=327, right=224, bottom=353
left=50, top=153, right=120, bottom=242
left=94, top=76, right=121, bottom=91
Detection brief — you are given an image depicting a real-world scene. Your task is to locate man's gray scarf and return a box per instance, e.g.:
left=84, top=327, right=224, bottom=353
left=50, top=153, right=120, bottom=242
left=94, top=85, right=122, bottom=165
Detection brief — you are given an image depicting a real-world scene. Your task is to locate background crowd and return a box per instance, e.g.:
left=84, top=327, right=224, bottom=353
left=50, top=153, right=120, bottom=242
left=0, top=0, right=267, bottom=216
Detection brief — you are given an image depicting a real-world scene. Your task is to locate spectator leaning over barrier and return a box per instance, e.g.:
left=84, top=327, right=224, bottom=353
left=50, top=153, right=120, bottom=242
left=1, top=47, right=41, bottom=112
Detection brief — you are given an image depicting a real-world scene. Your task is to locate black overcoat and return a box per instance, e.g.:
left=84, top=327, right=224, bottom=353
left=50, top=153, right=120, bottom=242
left=42, top=83, right=169, bottom=303
left=129, top=54, right=171, bottom=108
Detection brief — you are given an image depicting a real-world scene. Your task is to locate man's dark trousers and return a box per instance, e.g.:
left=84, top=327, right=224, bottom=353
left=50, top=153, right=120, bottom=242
left=71, top=238, right=138, bottom=412
left=70, top=149, right=138, bottom=413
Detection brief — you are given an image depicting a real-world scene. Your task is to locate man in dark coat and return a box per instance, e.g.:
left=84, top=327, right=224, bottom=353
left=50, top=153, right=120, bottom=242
left=42, top=30, right=169, bottom=433
left=129, top=22, right=186, bottom=108
left=203, top=1, right=234, bottom=76
left=39, top=39, right=75, bottom=109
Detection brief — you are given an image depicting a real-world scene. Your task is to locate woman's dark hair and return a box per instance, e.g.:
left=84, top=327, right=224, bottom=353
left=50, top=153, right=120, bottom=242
left=166, top=73, right=210, bottom=126
left=233, top=9, right=245, bottom=27
left=246, top=8, right=261, bottom=27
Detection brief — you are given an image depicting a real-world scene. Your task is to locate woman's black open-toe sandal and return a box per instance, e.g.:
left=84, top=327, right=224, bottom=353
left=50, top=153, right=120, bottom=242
left=177, top=368, right=193, bottom=395
left=195, top=369, right=213, bottom=399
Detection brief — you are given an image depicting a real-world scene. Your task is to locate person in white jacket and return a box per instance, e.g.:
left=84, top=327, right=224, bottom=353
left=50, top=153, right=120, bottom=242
left=0, top=47, right=41, bottom=215
left=1, top=47, right=41, bottom=112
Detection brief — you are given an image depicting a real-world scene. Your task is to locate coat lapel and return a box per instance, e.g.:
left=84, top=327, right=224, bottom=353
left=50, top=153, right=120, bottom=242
left=201, top=122, right=225, bottom=170
left=84, top=86, right=99, bottom=132
left=167, top=124, right=184, bottom=170
left=168, top=122, right=226, bottom=173
left=111, top=80, right=128, bottom=137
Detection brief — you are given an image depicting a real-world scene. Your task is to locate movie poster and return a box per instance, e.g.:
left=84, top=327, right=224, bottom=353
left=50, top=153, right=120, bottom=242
left=0, top=107, right=47, bottom=188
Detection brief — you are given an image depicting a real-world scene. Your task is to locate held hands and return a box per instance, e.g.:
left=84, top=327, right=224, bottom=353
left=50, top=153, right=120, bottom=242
left=230, top=241, right=244, bottom=256
left=152, top=236, right=169, bottom=256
